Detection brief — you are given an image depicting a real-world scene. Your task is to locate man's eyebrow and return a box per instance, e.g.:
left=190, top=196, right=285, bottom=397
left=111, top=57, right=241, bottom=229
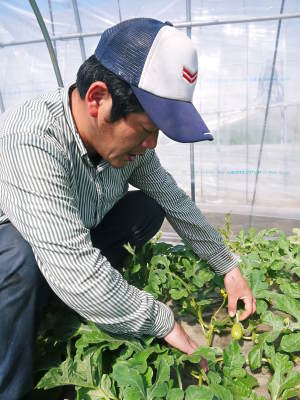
left=143, top=126, right=159, bottom=133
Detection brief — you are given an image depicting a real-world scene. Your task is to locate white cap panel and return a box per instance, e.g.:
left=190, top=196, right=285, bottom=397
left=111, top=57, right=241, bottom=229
left=138, top=26, right=198, bottom=101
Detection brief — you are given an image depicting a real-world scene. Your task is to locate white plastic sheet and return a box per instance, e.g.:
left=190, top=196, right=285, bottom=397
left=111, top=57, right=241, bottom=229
left=0, top=0, right=299, bottom=221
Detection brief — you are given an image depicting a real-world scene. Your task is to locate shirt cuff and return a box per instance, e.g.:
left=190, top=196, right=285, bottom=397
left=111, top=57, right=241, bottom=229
left=208, top=247, right=242, bottom=275
left=147, top=300, right=175, bottom=338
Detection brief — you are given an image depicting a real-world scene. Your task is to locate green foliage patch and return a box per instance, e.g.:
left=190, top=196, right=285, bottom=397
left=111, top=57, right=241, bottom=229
left=34, top=218, right=300, bottom=399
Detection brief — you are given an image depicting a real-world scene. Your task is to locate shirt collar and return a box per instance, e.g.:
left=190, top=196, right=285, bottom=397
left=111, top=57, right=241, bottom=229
left=62, top=84, right=87, bottom=159
left=62, top=84, right=108, bottom=171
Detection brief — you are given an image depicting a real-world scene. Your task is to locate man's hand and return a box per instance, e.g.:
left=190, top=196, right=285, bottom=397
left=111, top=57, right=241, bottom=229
left=164, top=321, right=208, bottom=371
left=224, top=266, right=256, bottom=321
left=164, top=321, right=197, bottom=355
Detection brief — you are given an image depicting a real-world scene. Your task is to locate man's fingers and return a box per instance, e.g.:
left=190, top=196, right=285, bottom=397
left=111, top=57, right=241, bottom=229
left=199, top=357, right=209, bottom=373
left=252, top=298, right=257, bottom=315
left=227, top=295, right=237, bottom=317
left=239, top=296, right=254, bottom=321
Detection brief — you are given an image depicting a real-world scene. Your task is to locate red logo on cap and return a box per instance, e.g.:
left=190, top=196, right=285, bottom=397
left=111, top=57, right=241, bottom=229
left=182, top=67, right=197, bottom=84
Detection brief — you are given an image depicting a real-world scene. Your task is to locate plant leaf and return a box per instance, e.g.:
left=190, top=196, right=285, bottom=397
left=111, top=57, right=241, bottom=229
left=185, top=385, right=214, bottom=400
left=112, top=362, right=146, bottom=398
left=279, top=332, right=300, bottom=353
left=166, top=387, right=184, bottom=400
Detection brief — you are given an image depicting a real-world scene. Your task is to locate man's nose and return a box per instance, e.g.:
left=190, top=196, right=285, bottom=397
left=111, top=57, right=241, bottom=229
left=142, top=131, right=159, bottom=149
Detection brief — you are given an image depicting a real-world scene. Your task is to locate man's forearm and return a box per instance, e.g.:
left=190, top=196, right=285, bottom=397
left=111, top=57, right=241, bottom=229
left=164, top=320, right=197, bottom=355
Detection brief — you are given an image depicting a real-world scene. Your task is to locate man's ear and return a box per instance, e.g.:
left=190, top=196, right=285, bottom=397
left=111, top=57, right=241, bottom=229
left=85, top=82, right=110, bottom=118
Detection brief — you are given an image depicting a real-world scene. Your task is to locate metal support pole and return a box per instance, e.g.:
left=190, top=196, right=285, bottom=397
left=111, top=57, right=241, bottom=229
left=29, top=0, right=63, bottom=87
left=117, top=0, right=122, bottom=22
left=0, top=90, right=5, bottom=113
left=47, top=0, right=57, bottom=56
left=174, top=12, right=300, bottom=28
left=71, top=0, right=86, bottom=62
left=2, top=13, right=300, bottom=49
left=186, top=0, right=195, bottom=202
left=249, top=0, right=285, bottom=227
left=244, top=0, right=250, bottom=203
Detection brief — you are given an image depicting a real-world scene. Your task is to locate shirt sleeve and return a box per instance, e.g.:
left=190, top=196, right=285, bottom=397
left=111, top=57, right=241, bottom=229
left=129, top=149, right=240, bottom=275
left=0, top=137, right=174, bottom=338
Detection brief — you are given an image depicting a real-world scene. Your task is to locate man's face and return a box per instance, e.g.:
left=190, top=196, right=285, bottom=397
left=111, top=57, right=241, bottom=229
left=88, top=96, right=159, bottom=168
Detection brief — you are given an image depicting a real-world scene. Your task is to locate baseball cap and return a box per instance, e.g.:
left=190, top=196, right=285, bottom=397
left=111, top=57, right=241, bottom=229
left=94, top=18, right=213, bottom=143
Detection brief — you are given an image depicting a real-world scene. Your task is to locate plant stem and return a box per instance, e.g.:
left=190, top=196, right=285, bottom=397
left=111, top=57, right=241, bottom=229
left=197, top=307, right=210, bottom=330
left=167, top=270, right=190, bottom=291
left=174, top=365, right=182, bottom=390
left=198, top=374, right=203, bottom=387
left=207, top=323, right=215, bottom=346
left=212, top=292, right=227, bottom=321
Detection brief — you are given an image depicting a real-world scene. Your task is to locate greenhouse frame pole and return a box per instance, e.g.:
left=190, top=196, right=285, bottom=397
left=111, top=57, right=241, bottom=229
left=249, top=0, right=285, bottom=227
left=47, top=0, right=57, bottom=56
left=2, top=13, right=300, bottom=48
left=186, top=0, right=196, bottom=203
left=0, top=90, right=5, bottom=113
left=71, top=0, right=87, bottom=62
left=29, top=0, right=63, bottom=87
left=117, top=0, right=122, bottom=22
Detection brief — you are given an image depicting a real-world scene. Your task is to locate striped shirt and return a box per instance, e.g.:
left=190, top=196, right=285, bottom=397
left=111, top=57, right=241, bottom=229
left=0, top=87, right=239, bottom=338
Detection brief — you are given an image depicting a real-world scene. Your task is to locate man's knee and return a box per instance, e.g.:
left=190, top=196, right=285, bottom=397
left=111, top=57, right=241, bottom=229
left=128, top=191, right=165, bottom=224
left=0, top=225, right=41, bottom=293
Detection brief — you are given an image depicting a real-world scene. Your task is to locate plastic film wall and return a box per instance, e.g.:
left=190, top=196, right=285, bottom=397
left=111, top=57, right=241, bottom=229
left=0, top=0, right=299, bottom=223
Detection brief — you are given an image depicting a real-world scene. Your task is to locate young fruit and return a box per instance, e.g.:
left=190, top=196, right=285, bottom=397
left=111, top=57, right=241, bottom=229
left=231, top=322, right=243, bottom=340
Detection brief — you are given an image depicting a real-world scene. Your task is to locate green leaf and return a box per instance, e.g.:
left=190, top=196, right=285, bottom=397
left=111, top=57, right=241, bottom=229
left=181, top=346, right=217, bottom=364
left=127, top=348, right=157, bottom=374
left=166, top=388, right=184, bottom=400
left=261, top=292, right=300, bottom=323
left=169, top=288, right=188, bottom=300
left=248, top=344, right=262, bottom=371
left=250, top=394, right=268, bottom=400
left=278, top=238, right=290, bottom=254
left=207, top=370, right=222, bottom=385
left=223, top=375, right=253, bottom=399
left=260, top=311, right=285, bottom=332
left=100, top=374, right=117, bottom=399
left=147, top=359, right=169, bottom=399
left=210, top=383, right=234, bottom=400
left=146, top=272, right=162, bottom=296
left=193, top=269, right=214, bottom=288
left=268, top=353, right=296, bottom=400
left=255, top=300, right=268, bottom=315
left=150, top=255, right=170, bottom=269
left=185, top=385, right=214, bottom=400
left=36, top=356, right=90, bottom=389
left=279, top=332, right=300, bottom=353
left=263, top=343, right=275, bottom=359
left=123, top=386, right=143, bottom=400
left=281, top=387, right=300, bottom=400
left=292, top=266, right=300, bottom=278
left=279, top=371, right=300, bottom=397
left=112, top=362, right=146, bottom=398
left=144, top=366, right=153, bottom=387
left=249, top=270, right=268, bottom=298
left=223, top=340, right=245, bottom=370
left=76, top=383, right=117, bottom=400
left=132, top=263, right=141, bottom=274
left=279, top=281, right=300, bottom=298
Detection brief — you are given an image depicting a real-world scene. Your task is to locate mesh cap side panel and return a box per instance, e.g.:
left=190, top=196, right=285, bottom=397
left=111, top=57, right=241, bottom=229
left=95, top=18, right=165, bottom=86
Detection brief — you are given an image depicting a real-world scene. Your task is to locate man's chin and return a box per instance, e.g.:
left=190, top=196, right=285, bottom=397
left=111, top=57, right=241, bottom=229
left=108, top=158, right=129, bottom=169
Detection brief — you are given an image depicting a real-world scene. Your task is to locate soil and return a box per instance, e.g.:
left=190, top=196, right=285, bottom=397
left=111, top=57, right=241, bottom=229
left=179, top=308, right=300, bottom=400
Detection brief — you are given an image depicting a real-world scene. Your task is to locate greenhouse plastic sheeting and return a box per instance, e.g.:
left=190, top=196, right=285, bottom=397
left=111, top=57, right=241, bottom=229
left=0, top=0, right=299, bottom=221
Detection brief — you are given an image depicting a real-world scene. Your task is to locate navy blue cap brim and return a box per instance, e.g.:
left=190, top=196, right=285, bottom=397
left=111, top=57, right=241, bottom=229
left=131, top=86, right=214, bottom=143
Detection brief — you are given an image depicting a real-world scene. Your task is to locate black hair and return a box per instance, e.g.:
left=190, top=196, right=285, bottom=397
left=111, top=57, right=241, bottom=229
left=76, top=55, right=144, bottom=122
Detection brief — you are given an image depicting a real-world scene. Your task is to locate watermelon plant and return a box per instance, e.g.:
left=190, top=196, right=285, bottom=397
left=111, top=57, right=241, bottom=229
left=33, top=218, right=300, bottom=399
